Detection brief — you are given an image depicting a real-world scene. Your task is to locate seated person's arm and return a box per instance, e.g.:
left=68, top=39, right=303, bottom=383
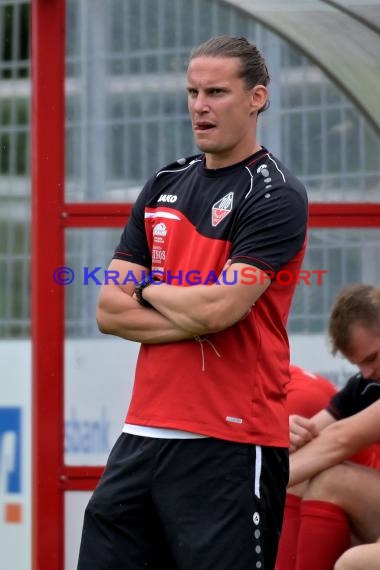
left=289, top=399, right=380, bottom=487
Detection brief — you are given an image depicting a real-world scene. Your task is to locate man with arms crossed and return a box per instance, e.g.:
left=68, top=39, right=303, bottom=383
left=77, top=36, right=308, bottom=570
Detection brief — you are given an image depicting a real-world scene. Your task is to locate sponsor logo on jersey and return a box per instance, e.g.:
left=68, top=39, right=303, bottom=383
left=152, top=248, right=166, bottom=262
left=211, top=192, right=234, bottom=227
left=157, top=194, right=177, bottom=203
left=153, top=222, right=167, bottom=237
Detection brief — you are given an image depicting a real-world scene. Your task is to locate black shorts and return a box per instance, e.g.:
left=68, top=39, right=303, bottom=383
left=77, top=434, right=288, bottom=570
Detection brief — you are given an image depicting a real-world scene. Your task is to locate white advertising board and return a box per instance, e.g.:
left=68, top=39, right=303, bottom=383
left=64, top=337, right=139, bottom=466
left=0, top=340, right=31, bottom=570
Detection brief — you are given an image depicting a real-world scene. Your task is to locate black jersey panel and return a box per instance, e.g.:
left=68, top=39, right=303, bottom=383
left=229, top=183, right=308, bottom=274
left=113, top=180, right=153, bottom=268
left=327, top=373, right=380, bottom=419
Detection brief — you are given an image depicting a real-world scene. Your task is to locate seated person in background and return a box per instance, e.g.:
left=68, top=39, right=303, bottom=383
left=289, top=400, right=380, bottom=570
left=279, top=284, right=380, bottom=570
left=290, top=367, right=380, bottom=464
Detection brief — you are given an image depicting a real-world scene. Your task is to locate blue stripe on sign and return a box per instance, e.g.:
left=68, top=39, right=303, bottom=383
left=0, top=407, right=22, bottom=493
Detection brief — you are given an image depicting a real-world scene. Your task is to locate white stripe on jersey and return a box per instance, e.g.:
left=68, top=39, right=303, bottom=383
left=144, top=211, right=181, bottom=220
left=156, top=159, right=202, bottom=178
left=244, top=166, right=254, bottom=199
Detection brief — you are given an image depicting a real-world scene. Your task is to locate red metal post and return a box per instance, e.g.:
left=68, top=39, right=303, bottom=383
left=31, top=1, right=66, bottom=569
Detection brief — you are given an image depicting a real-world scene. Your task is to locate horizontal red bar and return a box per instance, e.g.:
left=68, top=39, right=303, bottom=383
left=309, top=203, right=380, bottom=228
left=61, top=203, right=132, bottom=227
left=60, top=203, right=380, bottom=228
left=61, top=466, right=104, bottom=491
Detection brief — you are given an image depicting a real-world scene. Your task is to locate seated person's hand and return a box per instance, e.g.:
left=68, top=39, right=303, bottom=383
left=289, top=414, right=319, bottom=453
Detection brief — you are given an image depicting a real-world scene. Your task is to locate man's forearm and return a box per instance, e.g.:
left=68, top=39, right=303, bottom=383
left=289, top=437, right=343, bottom=487
left=289, top=402, right=380, bottom=487
left=289, top=421, right=361, bottom=487
left=142, top=265, right=269, bottom=334
left=142, top=282, right=226, bottom=334
left=97, top=286, right=196, bottom=343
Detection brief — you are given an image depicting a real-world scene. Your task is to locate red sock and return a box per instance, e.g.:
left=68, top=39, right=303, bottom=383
left=295, top=500, right=351, bottom=570
left=275, top=493, right=301, bottom=570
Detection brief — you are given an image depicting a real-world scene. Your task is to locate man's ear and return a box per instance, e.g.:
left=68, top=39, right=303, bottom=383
left=250, top=85, right=268, bottom=115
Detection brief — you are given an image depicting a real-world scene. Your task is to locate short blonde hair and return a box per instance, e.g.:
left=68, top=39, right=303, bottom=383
left=328, top=284, right=380, bottom=355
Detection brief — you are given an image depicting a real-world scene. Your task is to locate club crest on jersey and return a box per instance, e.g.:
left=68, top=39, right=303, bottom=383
left=211, top=192, right=234, bottom=227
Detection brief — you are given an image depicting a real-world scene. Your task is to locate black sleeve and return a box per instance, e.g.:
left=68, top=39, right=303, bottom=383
left=326, top=374, right=366, bottom=419
left=229, top=180, right=308, bottom=274
left=112, top=179, right=153, bottom=268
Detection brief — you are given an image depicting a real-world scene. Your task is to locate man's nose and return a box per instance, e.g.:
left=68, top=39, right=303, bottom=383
left=193, top=93, right=210, bottom=113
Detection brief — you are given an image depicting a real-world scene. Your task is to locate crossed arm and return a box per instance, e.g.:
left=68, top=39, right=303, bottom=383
left=96, top=258, right=270, bottom=343
left=289, top=398, right=380, bottom=486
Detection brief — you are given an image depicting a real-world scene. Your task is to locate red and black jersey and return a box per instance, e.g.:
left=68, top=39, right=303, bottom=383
left=327, top=373, right=380, bottom=419
left=113, top=148, right=308, bottom=446
left=326, top=373, right=380, bottom=470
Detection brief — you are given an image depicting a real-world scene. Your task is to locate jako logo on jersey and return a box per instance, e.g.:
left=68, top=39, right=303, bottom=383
left=211, top=192, right=234, bottom=227
left=157, top=194, right=177, bottom=203
left=0, top=407, right=22, bottom=523
left=153, top=222, right=167, bottom=237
